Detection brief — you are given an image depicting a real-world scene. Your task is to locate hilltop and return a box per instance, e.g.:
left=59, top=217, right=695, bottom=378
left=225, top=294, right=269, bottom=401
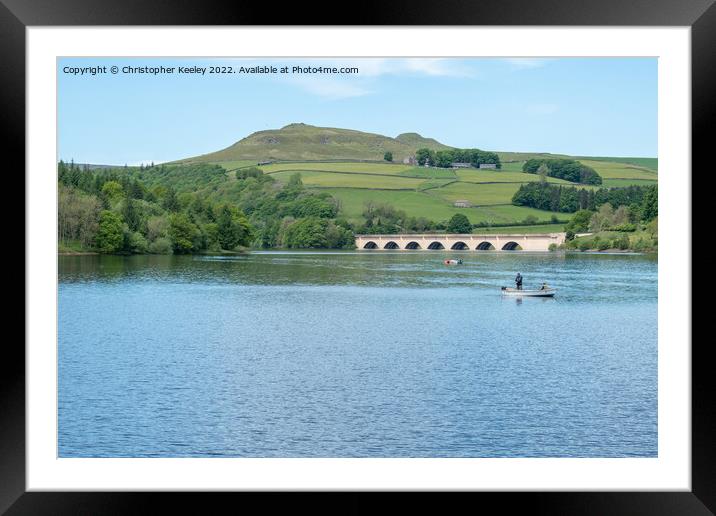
left=175, top=123, right=452, bottom=163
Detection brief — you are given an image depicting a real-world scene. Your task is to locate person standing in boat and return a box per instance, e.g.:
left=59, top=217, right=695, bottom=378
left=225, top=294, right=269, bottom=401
left=515, top=272, right=523, bottom=290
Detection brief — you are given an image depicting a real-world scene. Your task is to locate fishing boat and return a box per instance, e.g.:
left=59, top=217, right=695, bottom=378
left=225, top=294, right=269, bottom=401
left=501, top=286, right=556, bottom=297
left=444, top=259, right=463, bottom=265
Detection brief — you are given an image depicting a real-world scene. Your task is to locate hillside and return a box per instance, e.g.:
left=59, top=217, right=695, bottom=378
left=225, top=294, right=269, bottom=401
left=58, top=137, right=658, bottom=255
left=169, top=123, right=656, bottom=228
left=176, top=123, right=452, bottom=164
left=220, top=156, right=654, bottom=228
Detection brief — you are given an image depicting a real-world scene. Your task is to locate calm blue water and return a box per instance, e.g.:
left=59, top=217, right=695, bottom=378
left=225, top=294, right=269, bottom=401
left=58, top=251, right=657, bottom=457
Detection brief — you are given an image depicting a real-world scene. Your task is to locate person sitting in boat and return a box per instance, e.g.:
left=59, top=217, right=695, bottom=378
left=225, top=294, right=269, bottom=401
left=515, top=273, right=523, bottom=290
left=540, top=282, right=549, bottom=290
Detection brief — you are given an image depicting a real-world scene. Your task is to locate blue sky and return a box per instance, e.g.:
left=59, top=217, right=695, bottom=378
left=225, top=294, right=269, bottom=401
left=58, top=57, right=657, bottom=165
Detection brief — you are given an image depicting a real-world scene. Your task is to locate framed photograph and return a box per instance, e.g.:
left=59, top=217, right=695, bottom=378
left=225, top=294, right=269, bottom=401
left=8, top=0, right=709, bottom=513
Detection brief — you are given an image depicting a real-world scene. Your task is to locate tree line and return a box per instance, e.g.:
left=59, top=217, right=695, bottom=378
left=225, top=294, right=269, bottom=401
left=58, top=160, right=355, bottom=253
left=512, top=181, right=656, bottom=216
left=356, top=204, right=479, bottom=234
left=562, top=205, right=658, bottom=251
left=415, top=148, right=501, bottom=168
left=522, top=158, right=602, bottom=185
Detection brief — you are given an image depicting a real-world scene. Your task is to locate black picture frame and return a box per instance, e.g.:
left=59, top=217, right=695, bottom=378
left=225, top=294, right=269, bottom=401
left=5, top=0, right=709, bottom=513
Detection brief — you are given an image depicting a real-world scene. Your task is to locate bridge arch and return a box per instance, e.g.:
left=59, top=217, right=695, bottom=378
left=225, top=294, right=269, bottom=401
left=356, top=233, right=565, bottom=252
left=501, top=241, right=523, bottom=251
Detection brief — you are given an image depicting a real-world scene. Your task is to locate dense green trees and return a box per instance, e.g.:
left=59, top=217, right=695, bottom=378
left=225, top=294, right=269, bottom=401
left=162, top=186, right=180, bottom=212
left=95, top=211, right=124, bottom=253
left=167, top=213, right=199, bottom=253
left=58, top=184, right=101, bottom=248
left=512, top=182, right=654, bottom=215
left=58, top=161, right=355, bottom=253
left=447, top=213, right=472, bottom=233
left=58, top=159, right=655, bottom=254
left=384, top=151, right=393, bottom=162
left=564, top=209, right=593, bottom=238
left=522, top=158, right=602, bottom=185
left=415, top=147, right=501, bottom=169
left=561, top=190, right=658, bottom=246
left=279, top=217, right=354, bottom=249
left=641, top=184, right=658, bottom=221
left=283, top=217, right=327, bottom=248
left=121, top=199, right=141, bottom=232
left=512, top=181, right=659, bottom=244
left=216, top=205, right=252, bottom=250
left=512, top=182, right=581, bottom=212
left=564, top=224, right=657, bottom=252
left=101, top=181, right=124, bottom=203
left=235, top=167, right=263, bottom=180
left=355, top=202, right=440, bottom=234
left=415, top=148, right=433, bottom=166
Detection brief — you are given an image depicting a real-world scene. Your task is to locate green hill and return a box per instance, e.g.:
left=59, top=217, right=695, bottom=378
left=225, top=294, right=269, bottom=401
left=169, top=123, right=656, bottom=229
left=176, top=123, right=452, bottom=164
left=395, top=132, right=447, bottom=149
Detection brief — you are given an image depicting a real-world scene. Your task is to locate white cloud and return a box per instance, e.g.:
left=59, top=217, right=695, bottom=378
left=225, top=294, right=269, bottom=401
left=210, top=57, right=475, bottom=100
left=289, top=76, right=373, bottom=100
left=392, top=58, right=473, bottom=77
left=504, top=58, right=552, bottom=69
left=287, top=58, right=473, bottom=99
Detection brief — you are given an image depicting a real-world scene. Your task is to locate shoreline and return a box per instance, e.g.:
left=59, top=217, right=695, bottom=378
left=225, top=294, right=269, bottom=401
left=58, top=248, right=655, bottom=256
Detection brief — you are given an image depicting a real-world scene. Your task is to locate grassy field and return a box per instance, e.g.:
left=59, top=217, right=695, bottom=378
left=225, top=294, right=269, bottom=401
left=600, top=178, right=658, bottom=188
left=576, top=156, right=658, bottom=172
left=426, top=182, right=528, bottom=206
left=498, top=161, right=533, bottom=172
left=497, top=151, right=569, bottom=162
left=454, top=168, right=571, bottom=184
left=267, top=170, right=426, bottom=189
left=578, top=159, right=658, bottom=180
left=474, top=223, right=568, bottom=234
left=207, top=156, right=656, bottom=228
left=322, top=187, right=571, bottom=225
left=397, top=167, right=457, bottom=179
left=178, top=125, right=657, bottom=228
left=499, top=157, right=658, bottom=185
left=260, top=161, right=414, bottom=175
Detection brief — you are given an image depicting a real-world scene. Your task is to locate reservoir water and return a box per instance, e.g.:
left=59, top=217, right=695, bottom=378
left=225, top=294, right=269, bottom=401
left=58, top=251, right=657, bottom=457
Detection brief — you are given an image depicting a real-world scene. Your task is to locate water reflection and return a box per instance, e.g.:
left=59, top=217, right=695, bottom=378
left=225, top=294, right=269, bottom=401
left=59, top=252, right=657, bottom=304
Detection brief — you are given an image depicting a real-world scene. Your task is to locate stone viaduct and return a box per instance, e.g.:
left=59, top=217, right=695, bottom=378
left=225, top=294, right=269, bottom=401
left=355, top=233, right=566, bottom=251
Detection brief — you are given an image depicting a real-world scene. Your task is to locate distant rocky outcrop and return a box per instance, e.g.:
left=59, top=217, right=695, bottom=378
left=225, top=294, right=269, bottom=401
left=175, top=123, right=452, bottom=163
